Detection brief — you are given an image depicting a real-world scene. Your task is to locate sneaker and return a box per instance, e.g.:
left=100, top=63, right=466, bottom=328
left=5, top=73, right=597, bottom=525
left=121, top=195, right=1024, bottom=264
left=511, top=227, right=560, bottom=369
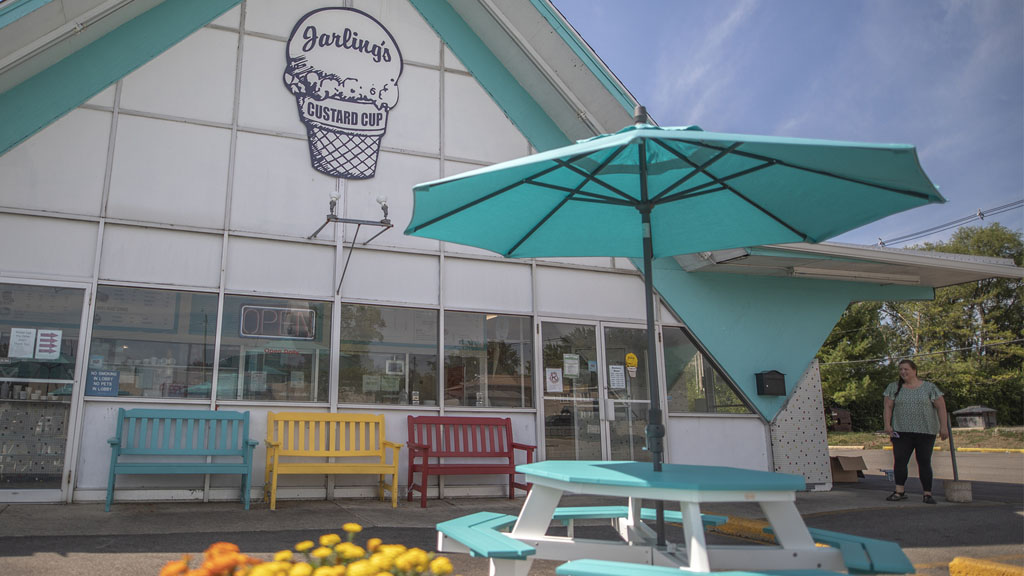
left=886, top=491, right=907, bottom=501
left=923, top=494, right=936, bottom=504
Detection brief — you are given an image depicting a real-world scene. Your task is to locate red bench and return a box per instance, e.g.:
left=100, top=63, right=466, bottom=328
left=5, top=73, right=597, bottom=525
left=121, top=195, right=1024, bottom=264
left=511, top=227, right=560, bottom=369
left=407, top=415, right=535, bottom=508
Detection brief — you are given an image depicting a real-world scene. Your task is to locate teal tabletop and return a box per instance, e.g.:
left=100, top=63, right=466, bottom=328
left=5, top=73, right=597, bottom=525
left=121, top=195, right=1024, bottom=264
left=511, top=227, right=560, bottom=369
left=518, top=460, right=806, bottom=492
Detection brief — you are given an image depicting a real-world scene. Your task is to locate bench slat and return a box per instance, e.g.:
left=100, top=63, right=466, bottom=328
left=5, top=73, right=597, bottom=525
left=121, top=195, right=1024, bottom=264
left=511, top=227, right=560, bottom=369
left=552, top=506, right=728, bottom=528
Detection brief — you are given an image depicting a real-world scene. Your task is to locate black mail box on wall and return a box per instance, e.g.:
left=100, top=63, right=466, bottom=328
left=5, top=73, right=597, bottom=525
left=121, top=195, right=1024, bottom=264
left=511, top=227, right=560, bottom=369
left=756, top=370, right=786, bottom=396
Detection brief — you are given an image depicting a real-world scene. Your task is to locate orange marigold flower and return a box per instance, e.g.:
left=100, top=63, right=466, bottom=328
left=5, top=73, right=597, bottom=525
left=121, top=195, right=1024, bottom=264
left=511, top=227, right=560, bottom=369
left=205, top=542, right=241, bottom=559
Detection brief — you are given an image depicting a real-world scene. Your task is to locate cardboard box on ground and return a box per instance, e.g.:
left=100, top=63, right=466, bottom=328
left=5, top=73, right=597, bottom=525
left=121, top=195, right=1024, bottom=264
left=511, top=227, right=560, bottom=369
left=830, top=455, right=867, bottom=482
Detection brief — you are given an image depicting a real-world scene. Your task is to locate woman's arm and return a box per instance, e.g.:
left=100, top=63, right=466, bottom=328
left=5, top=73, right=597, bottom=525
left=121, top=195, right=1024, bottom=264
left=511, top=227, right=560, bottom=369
left=934, top=395, right=948, bottom=440
left=883, top=395, right=895, bottom=436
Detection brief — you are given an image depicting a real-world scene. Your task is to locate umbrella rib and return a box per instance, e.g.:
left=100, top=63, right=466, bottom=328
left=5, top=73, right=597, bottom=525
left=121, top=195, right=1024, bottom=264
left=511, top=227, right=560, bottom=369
left=504, top=194, right=573, bottom=257
left=406, top=163, right=565, bottom=232
left=649, top=141, right=743, bottom=203
left=647, top=140, right=811, bottom=238
left=554, top=144, right=637, bottom=204
left=528, top=180, right=634, bottom=205
left=684, top=139, right=936, bottom=201
left=657, top=163, right=773, bottom=204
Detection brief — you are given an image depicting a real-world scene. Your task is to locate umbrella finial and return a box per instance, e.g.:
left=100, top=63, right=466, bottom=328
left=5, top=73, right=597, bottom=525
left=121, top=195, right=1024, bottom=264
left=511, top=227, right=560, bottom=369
left=633, top=105, right=648, bottom=125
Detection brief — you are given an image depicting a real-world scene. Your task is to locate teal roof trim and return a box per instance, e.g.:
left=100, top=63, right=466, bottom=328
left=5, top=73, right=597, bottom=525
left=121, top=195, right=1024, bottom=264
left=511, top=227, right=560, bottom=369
left=0, top=0, right=53, bottom=29
left=528, top=0, right=635, bottom=114
left=407, top=0, right=570, bottom=151
left=645, top=256, right=934, bottom=421
left=0, top=0, right=241, bottom=157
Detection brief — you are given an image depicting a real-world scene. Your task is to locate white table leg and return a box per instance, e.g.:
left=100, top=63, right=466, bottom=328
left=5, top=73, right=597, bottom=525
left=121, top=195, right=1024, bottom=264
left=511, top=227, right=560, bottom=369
left=511, top=484, right=562, bottom=539
left=678, top=502, right=710, bottom=572
left=759, top=501, right=815, bottom=548
left=490, top=558, right=532, bottom=576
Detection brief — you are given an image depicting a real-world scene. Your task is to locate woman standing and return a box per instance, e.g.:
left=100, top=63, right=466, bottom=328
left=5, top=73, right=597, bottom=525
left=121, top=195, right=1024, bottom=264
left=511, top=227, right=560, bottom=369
left=883, top=359, right=948, bottom=504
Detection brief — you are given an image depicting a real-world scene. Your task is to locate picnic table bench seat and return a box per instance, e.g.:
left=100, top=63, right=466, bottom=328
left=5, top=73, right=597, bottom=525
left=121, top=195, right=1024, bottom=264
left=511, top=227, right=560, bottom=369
left=436, top=511, right=536, bottom=560
left=264, top=412, right=401, bottom=510
left=764, top=525, right=915, bottom=574
left=407, top=415, right=535, bottom=507
left=106, top=408, right=258, bottom=511
left=556, top=559, right=845, bottom=576
left=552, top=505, right=727, bottom=537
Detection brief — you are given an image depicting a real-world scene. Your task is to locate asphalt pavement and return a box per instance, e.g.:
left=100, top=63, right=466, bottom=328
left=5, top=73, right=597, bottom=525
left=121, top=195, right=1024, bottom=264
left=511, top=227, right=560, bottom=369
left=0, top=449, right=1021, bottom=576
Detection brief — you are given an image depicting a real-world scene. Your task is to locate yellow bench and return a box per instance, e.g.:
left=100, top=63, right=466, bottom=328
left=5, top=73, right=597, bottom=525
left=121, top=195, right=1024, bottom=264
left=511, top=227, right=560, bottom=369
left=264, top=412, right=401, bottom=510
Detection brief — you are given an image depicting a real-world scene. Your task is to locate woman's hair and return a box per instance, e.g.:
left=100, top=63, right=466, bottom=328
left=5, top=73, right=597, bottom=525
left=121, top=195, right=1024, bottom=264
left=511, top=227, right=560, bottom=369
left=894, top=358, right=918, bottom=397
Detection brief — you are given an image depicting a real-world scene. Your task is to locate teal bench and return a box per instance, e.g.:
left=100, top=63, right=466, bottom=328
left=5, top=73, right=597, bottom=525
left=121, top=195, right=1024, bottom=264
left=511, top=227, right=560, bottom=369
left=436, top=511, right=536, bottom=560
left=764, top=526, right=915, bottom=574
left=556, top=559, right=845, bottom=576
left=106, top=408, right=258, bottom=511
left=552, top=505, right=728, bottom=537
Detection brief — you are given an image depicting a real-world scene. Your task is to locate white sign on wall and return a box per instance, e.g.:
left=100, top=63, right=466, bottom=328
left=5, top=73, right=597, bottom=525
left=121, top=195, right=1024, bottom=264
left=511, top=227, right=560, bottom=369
left=7, top=328, right=35, bottom=358
left=545, top=368, right=563, bottom=393
left=34, top=329, right=61, bottom=360
left=284, top=8, right=404, bottom=179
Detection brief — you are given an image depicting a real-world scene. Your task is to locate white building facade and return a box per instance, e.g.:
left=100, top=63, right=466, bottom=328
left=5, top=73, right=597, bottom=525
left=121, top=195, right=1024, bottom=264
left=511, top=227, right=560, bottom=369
left=0, top=1, right=773, bottom=506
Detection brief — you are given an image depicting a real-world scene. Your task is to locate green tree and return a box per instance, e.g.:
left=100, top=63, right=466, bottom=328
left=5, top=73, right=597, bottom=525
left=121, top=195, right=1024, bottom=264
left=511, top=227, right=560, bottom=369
left=819, top=224, right=1023, bottom=429
left=818, top=301, right=896, bottom=430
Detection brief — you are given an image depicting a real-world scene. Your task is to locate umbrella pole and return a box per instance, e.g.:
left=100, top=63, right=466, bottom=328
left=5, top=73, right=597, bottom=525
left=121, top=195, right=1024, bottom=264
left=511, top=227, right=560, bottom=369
left=641, top=208, right=667, bottom=547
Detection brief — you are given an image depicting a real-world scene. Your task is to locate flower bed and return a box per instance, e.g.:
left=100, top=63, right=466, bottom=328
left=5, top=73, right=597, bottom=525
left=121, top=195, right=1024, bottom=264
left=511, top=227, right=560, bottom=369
left=160, top=523, right=455, bottom=576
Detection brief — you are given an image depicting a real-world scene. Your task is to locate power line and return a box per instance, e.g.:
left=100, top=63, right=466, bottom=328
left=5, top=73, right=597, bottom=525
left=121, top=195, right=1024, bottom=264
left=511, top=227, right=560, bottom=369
left=878, top=200, right=1024, bottom=247
left=819, top=337, right=1024, bottom=366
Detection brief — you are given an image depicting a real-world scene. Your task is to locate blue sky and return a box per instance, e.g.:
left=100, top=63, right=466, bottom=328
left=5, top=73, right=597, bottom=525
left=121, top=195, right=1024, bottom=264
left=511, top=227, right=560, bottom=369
left=552, top=0, right=1023, bottom=247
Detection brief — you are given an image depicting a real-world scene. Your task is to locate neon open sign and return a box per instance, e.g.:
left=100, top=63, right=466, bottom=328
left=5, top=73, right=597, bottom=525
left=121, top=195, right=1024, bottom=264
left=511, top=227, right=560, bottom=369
left=240, top=306, right=316, bottom=340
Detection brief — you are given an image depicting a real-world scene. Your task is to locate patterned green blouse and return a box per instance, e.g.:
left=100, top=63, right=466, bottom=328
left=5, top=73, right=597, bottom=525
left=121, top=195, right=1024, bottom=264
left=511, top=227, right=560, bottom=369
left=884, top=380, right=944, bottom=435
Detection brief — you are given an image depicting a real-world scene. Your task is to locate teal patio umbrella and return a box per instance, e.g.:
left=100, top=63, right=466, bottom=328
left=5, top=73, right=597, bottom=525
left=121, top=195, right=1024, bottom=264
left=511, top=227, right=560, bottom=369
left=406, top=106, right=943, bottom=539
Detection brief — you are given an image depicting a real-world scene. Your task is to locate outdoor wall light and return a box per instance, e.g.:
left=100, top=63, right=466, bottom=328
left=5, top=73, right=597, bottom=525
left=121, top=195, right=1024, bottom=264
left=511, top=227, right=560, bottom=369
left=307, top=190, right=394, bottom=294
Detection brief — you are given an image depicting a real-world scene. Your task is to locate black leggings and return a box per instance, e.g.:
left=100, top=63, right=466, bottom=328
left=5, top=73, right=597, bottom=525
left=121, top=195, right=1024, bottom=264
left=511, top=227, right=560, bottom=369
left=891, top=432, right=937, bottom=492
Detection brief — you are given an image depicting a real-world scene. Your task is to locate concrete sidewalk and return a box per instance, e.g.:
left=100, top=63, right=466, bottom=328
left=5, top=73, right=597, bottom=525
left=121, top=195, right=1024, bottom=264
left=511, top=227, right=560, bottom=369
left=1, top=453, right=1021, bottom=575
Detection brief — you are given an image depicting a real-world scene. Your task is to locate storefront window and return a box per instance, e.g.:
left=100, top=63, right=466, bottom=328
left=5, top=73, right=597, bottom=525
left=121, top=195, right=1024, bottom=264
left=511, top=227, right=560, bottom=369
left=339, top=304, right=437, bottom=406
left=218, top=296, right=331, bottom=402
left=663, top=327, right=752, bottom=414
left=444, top=312, right=533, bottom=408
left=87, top=286, right=218, bottom=399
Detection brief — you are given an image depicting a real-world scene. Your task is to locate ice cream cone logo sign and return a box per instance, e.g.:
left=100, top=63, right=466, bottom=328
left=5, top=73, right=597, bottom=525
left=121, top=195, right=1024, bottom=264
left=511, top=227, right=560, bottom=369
left=284, top=8, right=402, bottom=179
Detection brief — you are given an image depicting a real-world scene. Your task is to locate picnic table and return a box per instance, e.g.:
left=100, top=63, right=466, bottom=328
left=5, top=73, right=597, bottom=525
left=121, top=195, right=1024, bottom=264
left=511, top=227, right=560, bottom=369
left=439, top=460, right=847, bottom=576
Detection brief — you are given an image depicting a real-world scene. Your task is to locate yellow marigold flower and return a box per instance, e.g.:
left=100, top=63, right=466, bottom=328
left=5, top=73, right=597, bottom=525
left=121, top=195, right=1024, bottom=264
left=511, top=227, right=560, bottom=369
left=319, top=534, right=341, bottom=547
left=160, top=559, right=191, bottom=576
left=365, top=538, right=382, bottom=553
left=342, top=522, right=362, bottom=534
left=429, top=556, right=454, bottom=575
left=312, top=567, right=335, bottom=576
left=295, top=541, right=316, bottom=553
left=332, top=542, right=365, bottom=560
left=376, top=544, right=405, bottom=558
left=274, top=550, right=294, bottom=563
left=311, top=547, right=333, bottom=560
left=343, top=560, right=375, bottom=576
left=369, top=552, right=392, bottom=571
left=288, top=562, right=314, bottom=576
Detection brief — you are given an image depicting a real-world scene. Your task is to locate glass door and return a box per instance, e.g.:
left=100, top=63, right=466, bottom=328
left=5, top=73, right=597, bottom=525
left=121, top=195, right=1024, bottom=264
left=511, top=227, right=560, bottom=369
left=602, top=325, right=652, bottom=461
left=0, top=283, right=87, bottom=496
left=540, top=321, right=603, bottom=460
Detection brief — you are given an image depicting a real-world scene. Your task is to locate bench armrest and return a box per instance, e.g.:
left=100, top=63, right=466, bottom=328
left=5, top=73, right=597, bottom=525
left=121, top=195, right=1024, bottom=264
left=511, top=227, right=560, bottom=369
left=512, top=442, right=536, bottom=463
left=107, top=437, right=120, bottom=446
left=383, top=440, right=404, bottom=449
left=265, top=440, right=281, bottom=447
